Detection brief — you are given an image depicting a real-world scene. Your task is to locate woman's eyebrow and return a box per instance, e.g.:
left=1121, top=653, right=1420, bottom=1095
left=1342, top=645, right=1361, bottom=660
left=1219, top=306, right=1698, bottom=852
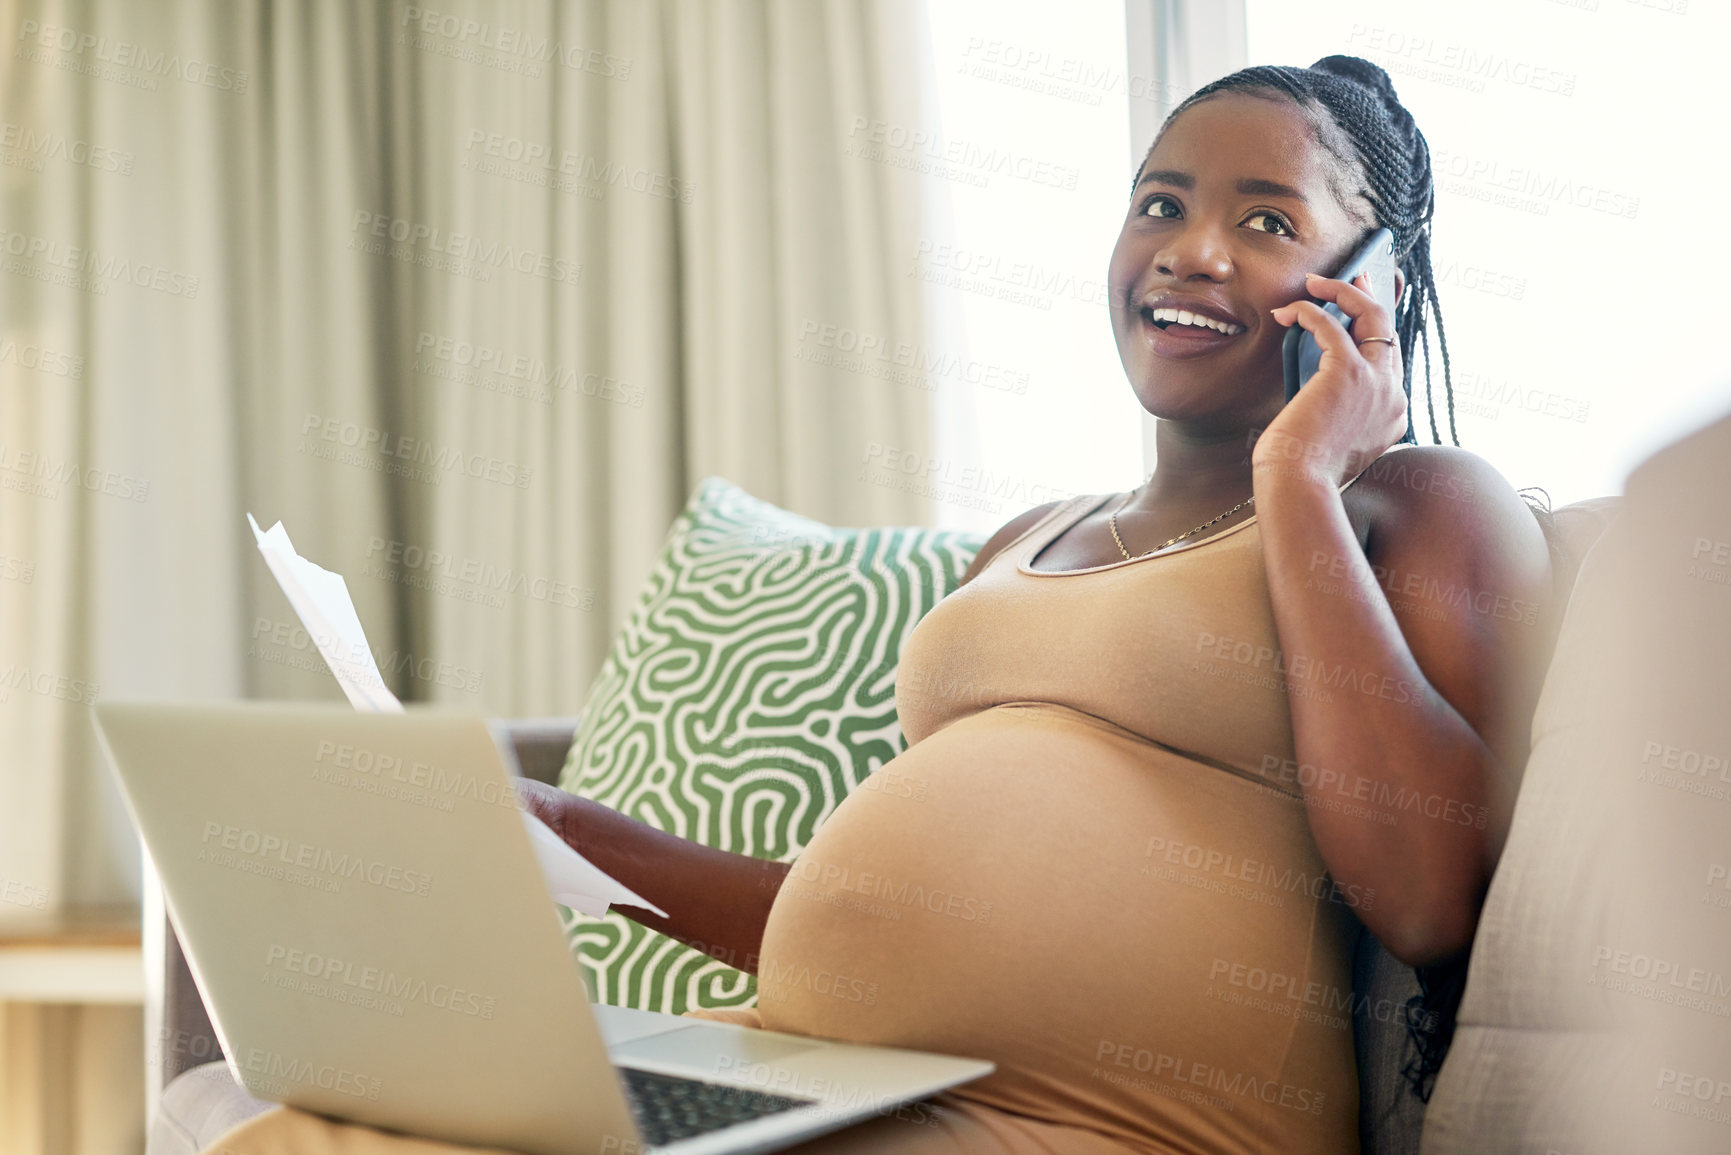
left=1133, top=170, right=1308, bottom=204
left=1137, top=168, right=1192, bottom=190
left=1236, top=177, right=1308, bottom=203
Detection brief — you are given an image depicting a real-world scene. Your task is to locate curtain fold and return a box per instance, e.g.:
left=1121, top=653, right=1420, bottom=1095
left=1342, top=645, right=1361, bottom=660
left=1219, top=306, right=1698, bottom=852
left=0, top=0, right=937, bottom=1146
left=1, top=0, right=936, bottom=906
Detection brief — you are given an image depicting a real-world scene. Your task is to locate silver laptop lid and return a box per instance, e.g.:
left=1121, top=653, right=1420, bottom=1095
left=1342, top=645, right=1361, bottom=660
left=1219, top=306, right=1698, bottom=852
left=95, top=701, right=641, bottom=1155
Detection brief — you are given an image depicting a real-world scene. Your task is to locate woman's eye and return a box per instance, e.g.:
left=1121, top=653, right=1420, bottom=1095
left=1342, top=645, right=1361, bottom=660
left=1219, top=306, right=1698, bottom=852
left=1141, top=195, right=1180, bottom=220
left=1243, top=211, right=1292, bottom=236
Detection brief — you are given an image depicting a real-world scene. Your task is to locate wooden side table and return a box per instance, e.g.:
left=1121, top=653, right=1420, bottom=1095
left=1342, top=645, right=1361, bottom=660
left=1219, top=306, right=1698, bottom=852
left=0, top=907, right=145, bottom=1155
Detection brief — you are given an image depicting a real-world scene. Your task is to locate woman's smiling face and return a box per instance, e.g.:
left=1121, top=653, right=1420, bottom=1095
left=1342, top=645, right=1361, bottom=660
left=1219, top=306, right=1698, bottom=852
left=1109, top=90, right=1375, bottom=435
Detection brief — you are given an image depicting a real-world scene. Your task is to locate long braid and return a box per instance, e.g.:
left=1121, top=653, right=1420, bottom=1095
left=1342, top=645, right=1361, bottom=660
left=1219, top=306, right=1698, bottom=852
left=1140, top=55, right=1468, bottom=1104
left=1140, top=56, right=1461, bottom=449
left=1430, top=272, right=1459, bottom=445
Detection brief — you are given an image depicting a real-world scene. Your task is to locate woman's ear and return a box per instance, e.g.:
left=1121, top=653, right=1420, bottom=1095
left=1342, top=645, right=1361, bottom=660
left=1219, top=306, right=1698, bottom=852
left=1393, top=269, right=1408, bottom=311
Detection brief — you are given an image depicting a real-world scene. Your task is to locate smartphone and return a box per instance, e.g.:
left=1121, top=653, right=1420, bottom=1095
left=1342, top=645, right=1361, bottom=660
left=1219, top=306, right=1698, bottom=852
left=1281, top=227, right=1400, bottom=403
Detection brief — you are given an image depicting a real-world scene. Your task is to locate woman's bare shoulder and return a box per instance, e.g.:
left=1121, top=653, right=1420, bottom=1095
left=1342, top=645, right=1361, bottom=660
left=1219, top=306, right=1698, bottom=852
left=956, top=500, right=1068, bottom=586
left=1353, top=444, right=1553, bottom=616
left=1353, top=445, right=1545, bottom=546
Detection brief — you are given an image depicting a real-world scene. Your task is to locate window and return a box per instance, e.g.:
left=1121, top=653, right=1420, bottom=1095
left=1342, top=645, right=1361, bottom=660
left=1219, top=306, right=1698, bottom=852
left=922, top=1, right=1142, bottom=531
left=1247, top=0, right=1731, bottom=503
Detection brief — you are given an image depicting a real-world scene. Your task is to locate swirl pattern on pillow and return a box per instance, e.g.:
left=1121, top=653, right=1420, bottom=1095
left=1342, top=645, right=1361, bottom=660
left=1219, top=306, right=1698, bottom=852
left=558, top=476, right=983, bottom=1014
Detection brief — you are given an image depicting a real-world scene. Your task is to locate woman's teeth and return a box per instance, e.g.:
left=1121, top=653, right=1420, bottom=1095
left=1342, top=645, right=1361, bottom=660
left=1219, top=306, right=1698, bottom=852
left=1145, top=307, right=1244, bottom=336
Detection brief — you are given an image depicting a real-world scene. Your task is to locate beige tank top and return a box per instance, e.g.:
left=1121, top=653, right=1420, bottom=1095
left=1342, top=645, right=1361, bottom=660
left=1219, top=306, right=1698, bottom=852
left=896, top=492, right=1305, bottom=794
left=755, top=491, right=1362, bottom=1153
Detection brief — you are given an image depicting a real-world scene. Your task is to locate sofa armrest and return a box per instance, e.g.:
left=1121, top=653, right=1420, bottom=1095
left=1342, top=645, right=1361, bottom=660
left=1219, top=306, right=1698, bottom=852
left=153, top=715, right=582, bottom=1094
left=493, top=716, right=580, bottom=785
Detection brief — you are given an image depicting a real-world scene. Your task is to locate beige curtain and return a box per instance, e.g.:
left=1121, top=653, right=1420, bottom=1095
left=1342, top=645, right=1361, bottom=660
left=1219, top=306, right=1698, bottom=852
left=0, top=1, right=936, bottom=1150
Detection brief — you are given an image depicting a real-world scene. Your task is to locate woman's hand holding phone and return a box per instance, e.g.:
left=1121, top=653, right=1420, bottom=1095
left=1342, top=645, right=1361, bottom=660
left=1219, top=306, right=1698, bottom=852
left=1255, top=271, right=1409, bottom=489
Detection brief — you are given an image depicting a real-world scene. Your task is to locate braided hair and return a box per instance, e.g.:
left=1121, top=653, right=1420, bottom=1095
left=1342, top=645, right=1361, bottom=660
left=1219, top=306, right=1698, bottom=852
left=1139, top=55, right=1459, bottom=447
left=1142, top=55, right=1468, bottom=1104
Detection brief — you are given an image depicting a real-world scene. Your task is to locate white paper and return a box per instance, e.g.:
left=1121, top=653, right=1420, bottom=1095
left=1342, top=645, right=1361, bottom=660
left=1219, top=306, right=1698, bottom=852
left=248, top=514, right=404, bottom=713
left=248, top=513, right=665, bottom=919
left=518, top=810, right=666, bottom=918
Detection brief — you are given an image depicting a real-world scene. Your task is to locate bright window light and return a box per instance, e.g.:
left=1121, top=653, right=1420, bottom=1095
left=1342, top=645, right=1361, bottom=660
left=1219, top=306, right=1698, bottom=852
left=1247, top=0, right=1731, bottom=503
left=922, top=0, right=1141, bottom=532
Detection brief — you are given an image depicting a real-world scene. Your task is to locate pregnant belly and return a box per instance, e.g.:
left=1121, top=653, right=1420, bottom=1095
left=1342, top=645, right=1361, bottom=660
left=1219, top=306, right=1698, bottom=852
left=756, top=702, right=1360, bottom=1153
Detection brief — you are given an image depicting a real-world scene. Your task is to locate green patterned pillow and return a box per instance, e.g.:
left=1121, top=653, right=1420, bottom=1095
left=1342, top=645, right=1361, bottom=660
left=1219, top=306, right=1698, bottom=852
left=557, top=476, right=985, bottom=1015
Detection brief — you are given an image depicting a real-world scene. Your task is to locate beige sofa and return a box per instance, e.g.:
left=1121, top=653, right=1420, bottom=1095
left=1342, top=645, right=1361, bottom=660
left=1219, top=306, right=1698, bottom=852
left=1421, top=413, right=1731, bottom=1154
left=145, top=466, right=1696, bottom=1154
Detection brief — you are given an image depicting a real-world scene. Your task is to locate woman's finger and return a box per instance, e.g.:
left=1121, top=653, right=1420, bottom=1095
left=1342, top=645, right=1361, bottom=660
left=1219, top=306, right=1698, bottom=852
left=1269, top=298, right=1359, bottom=366
left=1297, top=271, right=1395, bottom=341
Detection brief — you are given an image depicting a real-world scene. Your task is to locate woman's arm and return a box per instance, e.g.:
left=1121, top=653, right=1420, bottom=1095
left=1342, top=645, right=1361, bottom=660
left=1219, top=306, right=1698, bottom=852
left=1254, top=447, right=1552, bottom=966
left=1258, top=273, right=1553, bottom=967
left=515, top=778, right=789, bottom=975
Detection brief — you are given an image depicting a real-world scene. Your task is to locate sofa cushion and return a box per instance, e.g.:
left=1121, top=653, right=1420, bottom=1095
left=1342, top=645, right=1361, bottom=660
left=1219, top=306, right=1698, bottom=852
left=1423, top=414, right=1731, bottom=1153
left=557, top=477, right=983, bottom=1015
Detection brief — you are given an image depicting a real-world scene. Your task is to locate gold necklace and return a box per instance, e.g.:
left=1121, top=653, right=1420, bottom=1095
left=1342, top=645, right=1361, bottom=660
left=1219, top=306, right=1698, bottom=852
left=1107, top=488, right=1255, bottom=561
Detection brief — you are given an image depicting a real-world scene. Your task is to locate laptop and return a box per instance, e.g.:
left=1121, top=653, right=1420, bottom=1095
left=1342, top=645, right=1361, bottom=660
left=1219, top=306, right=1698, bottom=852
left=95, top=701, right=993, bottom=1155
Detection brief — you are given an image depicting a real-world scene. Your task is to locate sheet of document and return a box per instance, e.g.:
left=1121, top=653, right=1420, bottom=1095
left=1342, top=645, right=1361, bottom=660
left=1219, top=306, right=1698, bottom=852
left=248, top=514, right=667, bottom=919
left=248, top=515, right=404, bottom=713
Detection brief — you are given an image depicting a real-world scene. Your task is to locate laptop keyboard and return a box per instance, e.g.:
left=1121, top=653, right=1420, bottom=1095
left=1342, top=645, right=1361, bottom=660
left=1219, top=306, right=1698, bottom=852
left=619, top=1066, right=814, bottom=1146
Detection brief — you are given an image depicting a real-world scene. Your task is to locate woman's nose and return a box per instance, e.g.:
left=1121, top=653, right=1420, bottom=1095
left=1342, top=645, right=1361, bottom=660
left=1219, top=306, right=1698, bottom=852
left=1154, top=226, right=1232, bottom=282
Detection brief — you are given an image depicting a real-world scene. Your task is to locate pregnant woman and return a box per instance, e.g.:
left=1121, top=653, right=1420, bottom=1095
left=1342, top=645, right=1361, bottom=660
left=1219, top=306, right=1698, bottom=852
left=524, top=56, right=1555, bottom=1154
